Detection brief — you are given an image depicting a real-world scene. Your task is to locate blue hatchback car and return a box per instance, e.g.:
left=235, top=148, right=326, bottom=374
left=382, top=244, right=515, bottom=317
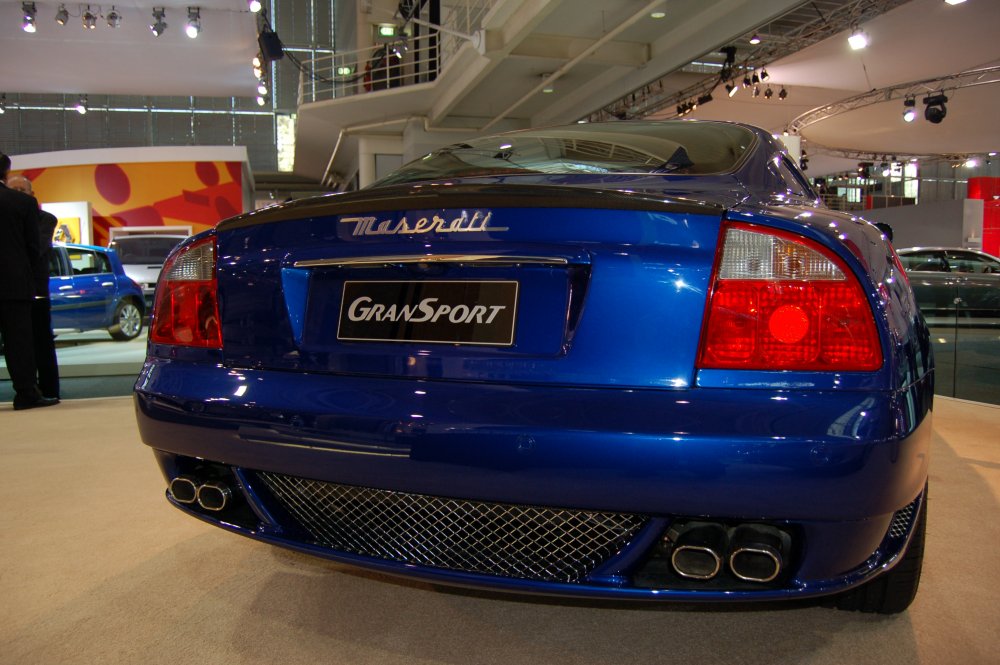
left=50, top=243, right=145, bottom=341
left=135, top=121, right=933, bottom=613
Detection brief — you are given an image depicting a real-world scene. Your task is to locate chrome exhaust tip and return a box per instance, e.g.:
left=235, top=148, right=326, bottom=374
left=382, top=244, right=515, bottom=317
left=669, top=522, right=727, bottom=580
left=728, top=524, right=786, bottom=583
left=196, top=481, right=232, bottom=512
left=168, top=476, right=199, bottom=504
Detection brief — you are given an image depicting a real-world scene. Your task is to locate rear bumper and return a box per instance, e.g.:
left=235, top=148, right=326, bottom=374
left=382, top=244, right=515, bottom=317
left=135, top=358, right=933, bottom=599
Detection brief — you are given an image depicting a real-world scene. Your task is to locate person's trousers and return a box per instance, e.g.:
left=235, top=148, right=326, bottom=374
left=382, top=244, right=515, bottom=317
left=0, top=299, right=41, bottom=400
left=32, top=298, right=59, bottom=398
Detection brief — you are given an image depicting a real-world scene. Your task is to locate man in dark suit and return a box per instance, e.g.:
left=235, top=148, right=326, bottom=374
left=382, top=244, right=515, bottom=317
left=7, top=174, right=60, bottom=400
left=0, top=153, right=58, bottom=410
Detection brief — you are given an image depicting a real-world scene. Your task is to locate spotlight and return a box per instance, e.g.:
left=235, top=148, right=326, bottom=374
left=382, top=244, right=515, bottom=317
left=800, top=158, right=809, bottom=172
left=82, top=6, right=97, bottom=29
left=752, top=85, right=760, bottom=98
left=751, top=72, right=760, bottom=85
left=742, top=74, right=752, bottom=88
left=0, top=94, right=6, bottom=114
left=248, top=0, right=262, bottom=12
left=256, top=95, right=267, bottom=106
left=848, top=27, right=869, bottom=50
left=22, top=2, right=37, bottom=33
left=902, top=97, right=917, bottom=122
left=697, top=93, right=713, bottom=106
left=778, top=87, right=787, bottom=100
left=107, top=7, right=121, bottom=29
left=923, top=94, right=947, bottom=123
left=150, top=7, right=167, bottom=36
left=55, top=4, right=68, bottom=25
left=749, top=34, right=761, bottom=45
left=965, top=158, right=978, bottom=168
left=759, top=68, right=769, bottom=81
left=726, top=81, right=738, bottom=97
left=763, top=87, right=773, bottom=99
left=185, top=7, right=201, bottom=39
left=75, top=95, right=88, bottom=115
left=945, top=0, right=966, bottom=4
left=257, top=79, right=268, bottom=96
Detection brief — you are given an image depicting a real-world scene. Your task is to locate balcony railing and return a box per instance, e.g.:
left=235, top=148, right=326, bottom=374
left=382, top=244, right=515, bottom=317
left=298, top=0, right=496, bottom=105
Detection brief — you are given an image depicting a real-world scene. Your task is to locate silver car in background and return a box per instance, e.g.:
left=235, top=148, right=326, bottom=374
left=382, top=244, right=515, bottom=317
left=896, top=247, right=1000, bottom=319
left=108, top=234, right=189, bottom=310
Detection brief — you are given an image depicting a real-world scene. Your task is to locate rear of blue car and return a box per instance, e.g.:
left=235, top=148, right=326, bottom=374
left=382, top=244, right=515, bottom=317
left=135, top=124, right=932, bottom=613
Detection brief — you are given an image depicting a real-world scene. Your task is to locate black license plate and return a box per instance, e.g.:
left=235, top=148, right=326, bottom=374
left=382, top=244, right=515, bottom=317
left=338, top=281, right=518, bottom=345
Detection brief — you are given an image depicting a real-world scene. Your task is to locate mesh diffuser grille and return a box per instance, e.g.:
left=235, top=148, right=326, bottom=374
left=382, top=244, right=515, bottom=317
left=257, top=472, right=647, bottom=583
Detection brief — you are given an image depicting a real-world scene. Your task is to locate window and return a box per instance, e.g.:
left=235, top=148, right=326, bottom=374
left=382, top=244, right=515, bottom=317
left=945, top=251, right=1000, bottom=274
left=899, top=252, right=948, bottom=272
left=67, top=249, right=112, bottom=275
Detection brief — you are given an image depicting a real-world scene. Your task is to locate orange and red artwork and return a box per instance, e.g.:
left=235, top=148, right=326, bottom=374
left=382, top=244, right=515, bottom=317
left=14, top=160, right=244, bottom=247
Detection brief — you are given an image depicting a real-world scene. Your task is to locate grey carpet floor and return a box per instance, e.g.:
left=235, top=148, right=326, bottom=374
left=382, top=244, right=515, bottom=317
left=1, top=396, right=997, bottom=665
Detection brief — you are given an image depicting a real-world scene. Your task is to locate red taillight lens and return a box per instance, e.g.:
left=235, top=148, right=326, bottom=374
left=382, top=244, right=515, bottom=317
left=150, top=236, right=221, bottom=348
left=698, top=223, right=882, bottom=371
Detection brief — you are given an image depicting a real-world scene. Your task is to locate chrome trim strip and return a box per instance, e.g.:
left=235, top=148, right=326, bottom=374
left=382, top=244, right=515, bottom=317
left=294, top=254, right=569, bottom=268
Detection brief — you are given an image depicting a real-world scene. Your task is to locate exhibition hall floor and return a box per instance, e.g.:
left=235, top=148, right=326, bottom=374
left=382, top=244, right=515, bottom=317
left=1, top=397, right=997, bottom=665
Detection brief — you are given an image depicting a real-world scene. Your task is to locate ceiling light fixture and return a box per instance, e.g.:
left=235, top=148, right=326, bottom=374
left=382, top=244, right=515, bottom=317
left=923, top=93, right=948, bottom=123
left=257, top=78, right=268, bottom=95
left=749, top=34, right=761, bottom=45
left=55, top=4, right=68, bottom=25
left=902, top=97, right=917, bottom=122
left=22, top=2, right=37, bottom=33
left=742, top=74, right=752, bottom=88
left=944, top=0, right=966, bottom=5
left=848, top=27, right=869, bottom=50
left=75, top=94, right=88, bottom=115
left=759, top=68, right=769, bottom=81
left=150, top=7, right=167, bottom=36
left=82, top=6, right=97, bottom=29
left=763, top=87, right=773, bottom=100
left=248, top=0, right=262, bottom=12
left=778, top=87, right=787, bottom=100
left=185, top=7, right=201, bottom=39
left=964, top=157, right=978, bottom=168
left=256, top=94, right=267, bottom=106
left=752, top=85, right=760, bottom=98
left=726, top=81, right=738, bottom=97
left=650, top=11, right=666, bottom=19
left=0, top=94, right=6, bottom=114
left=106, top=7, right=121, bottom=28
left=751, top=72, right=760, bottom=85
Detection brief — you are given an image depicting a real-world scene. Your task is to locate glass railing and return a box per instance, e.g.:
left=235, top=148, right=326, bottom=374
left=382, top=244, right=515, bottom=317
left=924, top=310, right=1000, bottom=405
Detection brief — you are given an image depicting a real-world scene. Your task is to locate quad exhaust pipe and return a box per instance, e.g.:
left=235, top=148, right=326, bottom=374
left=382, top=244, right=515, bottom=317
left=168, top=476, right=232, bottom=512
left=667, top=521, right=788, bottom=583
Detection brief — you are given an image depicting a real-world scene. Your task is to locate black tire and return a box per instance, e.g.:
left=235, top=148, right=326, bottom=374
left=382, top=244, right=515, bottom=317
left=827, top=490, right=927, bottom=614
left=109, top=300, right=143, bottom=341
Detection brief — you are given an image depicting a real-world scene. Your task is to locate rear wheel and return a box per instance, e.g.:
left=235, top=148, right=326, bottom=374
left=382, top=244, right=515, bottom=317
left=109, top=300, right=143, bottom=341
left=827, top=490, right=927, bottom=614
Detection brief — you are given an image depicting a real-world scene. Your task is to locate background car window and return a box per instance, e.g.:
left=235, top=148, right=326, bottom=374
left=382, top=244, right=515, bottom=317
left=68, top=249, right=111, bottom=275
left=899, top=252, right=948, bottom=272
left=109, top=236, right=185, bottom=264
left=48, top=252, right=63, bottom=277
left=945, top=251, right=1000, bottom=274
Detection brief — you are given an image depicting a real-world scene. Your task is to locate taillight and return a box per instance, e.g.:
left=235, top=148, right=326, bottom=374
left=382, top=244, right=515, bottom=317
left=150, top=236, right=221, bottom=348
left=698, top=223, right=882, bottom=371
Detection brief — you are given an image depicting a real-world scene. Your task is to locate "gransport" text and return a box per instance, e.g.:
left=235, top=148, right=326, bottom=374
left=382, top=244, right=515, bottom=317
left=347, top=296, right=507, bottom=324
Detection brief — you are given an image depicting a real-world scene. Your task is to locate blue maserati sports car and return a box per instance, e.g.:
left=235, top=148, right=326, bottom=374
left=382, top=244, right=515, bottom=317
left=135, top=121, right=933, bottom=613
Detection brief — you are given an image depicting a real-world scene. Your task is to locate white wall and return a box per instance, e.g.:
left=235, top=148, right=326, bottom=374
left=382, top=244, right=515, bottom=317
left=862, top=199, right=984, bottom=249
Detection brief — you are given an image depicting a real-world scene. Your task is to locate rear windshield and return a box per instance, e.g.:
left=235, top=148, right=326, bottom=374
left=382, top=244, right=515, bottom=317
left=109, top=236, right=186, bottom=264
left=373, top=121, right=756, bottom=187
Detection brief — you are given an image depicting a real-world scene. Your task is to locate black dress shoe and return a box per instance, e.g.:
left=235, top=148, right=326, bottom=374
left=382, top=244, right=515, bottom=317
left=13, top=396, right=60, bottom=411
